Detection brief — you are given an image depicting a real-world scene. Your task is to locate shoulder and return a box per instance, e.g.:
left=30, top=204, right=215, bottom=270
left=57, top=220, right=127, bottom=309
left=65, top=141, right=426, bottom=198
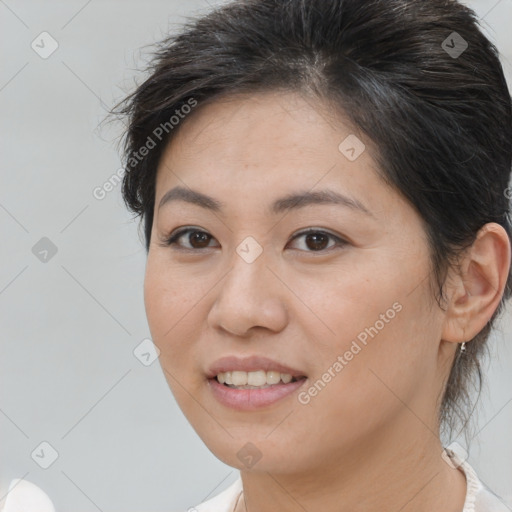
left=444, top=447, right=510, bottom=512
left=0, top=479, right=56, bottom=512
left=185, top=477, right=243, bottom=512
left=1, top=476, right=244, bottom=512
left=473, top=487, right=511, bottom=512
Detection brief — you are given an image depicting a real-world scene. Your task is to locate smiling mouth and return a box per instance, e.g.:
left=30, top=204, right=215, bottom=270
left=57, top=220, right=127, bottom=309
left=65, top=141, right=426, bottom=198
left=207, top=369, right=308, bottom=410
left=212, top=370, right=307, bottom=389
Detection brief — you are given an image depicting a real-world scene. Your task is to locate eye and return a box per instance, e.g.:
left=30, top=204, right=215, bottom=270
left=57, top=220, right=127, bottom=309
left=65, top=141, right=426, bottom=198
left=159, top=227, right=348, bottom=252
left=159, top=227, right=219, bottom=250
left=287, top=228, right=348, bottom=252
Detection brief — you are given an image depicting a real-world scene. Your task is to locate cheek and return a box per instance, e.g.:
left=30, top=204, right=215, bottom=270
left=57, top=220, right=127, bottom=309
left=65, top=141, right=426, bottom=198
left=144, top=253, right=200, bottom=334
left=296, top=263, right=436, bottom=434
left=143, top=257, right=201, bottom=368
left=143, top=259, right=213, bottom=421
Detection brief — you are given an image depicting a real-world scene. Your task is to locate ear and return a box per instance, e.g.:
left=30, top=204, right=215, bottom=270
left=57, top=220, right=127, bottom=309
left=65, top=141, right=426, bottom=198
left=441, top=223, right=511, bottom=345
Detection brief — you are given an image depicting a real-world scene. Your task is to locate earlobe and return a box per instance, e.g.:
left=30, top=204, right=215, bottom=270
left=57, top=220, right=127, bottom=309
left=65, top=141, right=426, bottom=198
left=441, top=222, right=511, bottom=345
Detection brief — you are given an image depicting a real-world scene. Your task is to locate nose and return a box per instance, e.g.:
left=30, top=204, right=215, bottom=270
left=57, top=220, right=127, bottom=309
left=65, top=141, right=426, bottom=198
left=207, top=246, right=289, bottom=337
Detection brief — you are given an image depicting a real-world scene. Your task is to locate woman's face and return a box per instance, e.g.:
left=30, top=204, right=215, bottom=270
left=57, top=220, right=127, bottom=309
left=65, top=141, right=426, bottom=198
left=144, top=91, right=450, bottom=474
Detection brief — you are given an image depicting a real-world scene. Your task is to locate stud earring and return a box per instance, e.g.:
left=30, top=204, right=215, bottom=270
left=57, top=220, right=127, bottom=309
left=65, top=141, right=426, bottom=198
left=460, top=341, right=466, bottom=353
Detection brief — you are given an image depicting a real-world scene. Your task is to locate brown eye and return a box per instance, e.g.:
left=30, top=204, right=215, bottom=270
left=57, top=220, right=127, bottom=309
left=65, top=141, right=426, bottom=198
left=187, top=231, right=212, bottom=248
left=161, top=227, right=347, bottom=253
left=288, top=229, right=347, bottom=252
left=304, top=232, right=329, bottom=250
left=162, top=228, right=218, bottom=250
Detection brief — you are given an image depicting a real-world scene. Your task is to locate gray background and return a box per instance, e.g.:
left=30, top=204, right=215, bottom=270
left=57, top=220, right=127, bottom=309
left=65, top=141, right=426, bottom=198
left=0, top=0, right=511, bottom=511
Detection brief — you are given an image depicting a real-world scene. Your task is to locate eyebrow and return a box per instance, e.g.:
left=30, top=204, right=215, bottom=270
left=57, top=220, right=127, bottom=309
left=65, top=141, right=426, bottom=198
left=157, top=186, right=373, bottom=217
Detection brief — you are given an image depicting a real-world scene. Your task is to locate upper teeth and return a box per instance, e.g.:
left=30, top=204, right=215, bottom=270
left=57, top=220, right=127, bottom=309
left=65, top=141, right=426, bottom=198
left=217, top=370, right=295, bottom=386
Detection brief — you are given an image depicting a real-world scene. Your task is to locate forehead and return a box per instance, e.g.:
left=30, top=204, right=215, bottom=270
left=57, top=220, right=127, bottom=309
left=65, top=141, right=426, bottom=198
left=157, top=92, right=372, bottom=177
left=149, top=92, right=425, bottom=244
left=152, top=91, right=396, bottom=222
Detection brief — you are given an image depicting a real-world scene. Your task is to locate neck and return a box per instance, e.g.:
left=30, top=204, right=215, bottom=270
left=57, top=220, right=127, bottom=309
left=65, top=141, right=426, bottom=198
left=235, top=418, right=467, bottom=512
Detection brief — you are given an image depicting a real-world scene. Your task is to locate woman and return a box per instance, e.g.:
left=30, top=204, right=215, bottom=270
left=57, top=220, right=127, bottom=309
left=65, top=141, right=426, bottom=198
left=115, top=0, right=512, bottom=510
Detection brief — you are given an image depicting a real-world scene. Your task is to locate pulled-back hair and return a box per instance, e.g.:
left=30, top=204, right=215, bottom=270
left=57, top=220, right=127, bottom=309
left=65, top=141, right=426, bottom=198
left=114, top=0, right=512, bottom=438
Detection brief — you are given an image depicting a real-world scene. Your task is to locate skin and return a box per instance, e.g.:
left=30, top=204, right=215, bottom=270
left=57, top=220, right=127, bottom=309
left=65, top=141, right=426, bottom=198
left=144, top=91, right=511, bottom=512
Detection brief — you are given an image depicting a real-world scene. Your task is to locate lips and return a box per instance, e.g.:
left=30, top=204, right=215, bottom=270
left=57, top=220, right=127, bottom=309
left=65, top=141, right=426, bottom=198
left=206, top=355, right=307, bottom=380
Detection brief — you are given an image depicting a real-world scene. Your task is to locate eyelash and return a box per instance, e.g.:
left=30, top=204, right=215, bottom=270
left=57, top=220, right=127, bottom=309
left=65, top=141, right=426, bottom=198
left=159, top=227, right=348, bottom=253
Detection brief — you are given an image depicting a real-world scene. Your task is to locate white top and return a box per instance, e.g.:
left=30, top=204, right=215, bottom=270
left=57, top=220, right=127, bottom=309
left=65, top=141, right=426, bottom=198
left=0, top=449, right=508, bottom=511
left=0, top=479, right=55, bottom=512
